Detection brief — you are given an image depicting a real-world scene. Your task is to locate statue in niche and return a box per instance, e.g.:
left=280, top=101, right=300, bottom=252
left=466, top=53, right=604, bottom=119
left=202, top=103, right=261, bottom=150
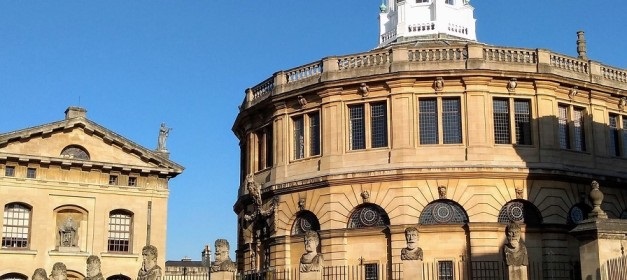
left=401, top=227, right=423, bottom=261
left=32, top=268, right=48, bottom=280
left=50, top=263, right=68, bottom=280
left=300, top=230, right=323, bottom=272
left=211, top=239, right=236, bottom=272
left=137, top=245, right=162, bottom=280
left=157, top=123, right=171, bottom=152
left=503, top=223, right=528, bottom=266
left=85, top=255, right=104, bottom=280
left=58, top=217, right=78, bottom=247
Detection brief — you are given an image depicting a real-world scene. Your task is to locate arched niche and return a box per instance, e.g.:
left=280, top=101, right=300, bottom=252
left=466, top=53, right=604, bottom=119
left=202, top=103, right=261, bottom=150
left=498, top=199, right=543, bottom=225
left=347, top=203, right=390, bottom=228
left=419, top=199, right=469, bottom=225
left=291, top=210, right=321, bottom=235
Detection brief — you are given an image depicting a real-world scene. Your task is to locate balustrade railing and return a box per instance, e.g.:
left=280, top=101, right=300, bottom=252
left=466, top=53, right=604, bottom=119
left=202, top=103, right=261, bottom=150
left=380, top=29, right=397, bottom=45
left=550, top=53, right=589, bottom=74
left=337, top=51, right=391, bottom=71
left=286, top=62, right=322, bottom=83
left=483, top=47, right=537, bottom=64
left=250, top=77, right=274, bottom=102
left=601, top=65, right=627, bottom=82
left=409, top=47, right=466, bottom=62
left=407, top=22, right=436, bottom=34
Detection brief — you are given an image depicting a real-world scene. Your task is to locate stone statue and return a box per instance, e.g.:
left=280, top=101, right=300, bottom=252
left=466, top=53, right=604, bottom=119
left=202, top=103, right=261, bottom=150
left=50, top=263, right=68, bottom=280
left=503, top=223, right=528, bottom=266
left=401, top=227, right=423, bottom=261
left=211, top=239, right=236, bottom=272
left=58, top=217, right=78, bottom=247
left=300, top=230, right=323, bottom=272
left=137, top=245, right=162, bottom=280
left=85, top=255, right=104, bottom=280
left=32, top=268, right=48, bottom=280
left=246, top=174, right=262, bottom=207
left=157, top=123, right=171, bottom=152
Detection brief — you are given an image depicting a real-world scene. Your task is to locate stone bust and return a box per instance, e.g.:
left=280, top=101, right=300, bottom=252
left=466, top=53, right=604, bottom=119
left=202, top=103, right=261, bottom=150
left=401, top=227, right=423, bottom=261
left=211, top=239, right=236, bottom=272
left=138, top=245, right=162, bottom=280
left=50, top=263, right=67, bottom=280
left=300, top=230, right=323, bottom=272
left=58, top=217, right=78, bottom=247
left=85, top=255, right=104, bottom=280
left=503, top=223, right=528, bottom=266
left=32, top=268, right=48, bottom=280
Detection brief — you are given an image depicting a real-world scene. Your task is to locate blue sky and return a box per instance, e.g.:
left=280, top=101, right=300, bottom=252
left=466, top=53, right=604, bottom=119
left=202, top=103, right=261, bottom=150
left=0, top=1, right=626, bottom=261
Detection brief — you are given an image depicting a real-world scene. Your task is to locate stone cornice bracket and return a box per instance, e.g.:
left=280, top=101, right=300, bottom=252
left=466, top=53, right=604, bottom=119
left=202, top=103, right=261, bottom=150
left=358, top=83, right=369, bottom=98
left=568, top=86, right=579, bottom=100
left=507, top=78, right=517, bottom=94
left=619, top=96, right=626, bottom=112
left=297, top=95, right=307, bottom=107
left=433, top=77, right=444, bottom=92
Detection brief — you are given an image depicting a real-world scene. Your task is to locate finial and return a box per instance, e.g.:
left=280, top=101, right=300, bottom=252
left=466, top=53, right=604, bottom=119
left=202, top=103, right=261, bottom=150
left=588, top=180, right=608, bottom=219
left=577, top=31, right=587, bottom=60
left=379, top=0, right=387, bottom=13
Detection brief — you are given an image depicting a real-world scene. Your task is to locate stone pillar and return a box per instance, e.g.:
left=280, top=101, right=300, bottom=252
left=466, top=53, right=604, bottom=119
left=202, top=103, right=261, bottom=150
left=299, top=271, right=322, bottom=280
left=570, top=181, right=627, bottom=280
left=508, top=265, right=528, bottom=280
left=403, top=261, right=424, bottom=279
left=210, top=271, right=234, bottom=280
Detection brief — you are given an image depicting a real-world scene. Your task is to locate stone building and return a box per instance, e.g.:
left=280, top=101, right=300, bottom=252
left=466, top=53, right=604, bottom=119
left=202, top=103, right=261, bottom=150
left=0, top=107, right=183, bottom=280
left=232, top=0, right=627, bottom=279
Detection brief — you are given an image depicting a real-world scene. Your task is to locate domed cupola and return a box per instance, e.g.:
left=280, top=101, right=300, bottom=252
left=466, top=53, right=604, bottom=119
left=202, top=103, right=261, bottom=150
left=378, top=0, right=476, bottom=47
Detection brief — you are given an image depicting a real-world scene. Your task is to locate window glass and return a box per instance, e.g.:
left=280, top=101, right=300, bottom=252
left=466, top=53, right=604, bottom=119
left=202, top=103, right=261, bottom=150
left=349, top=105, right=366, bottom=150
left=419, top=99, right=438, bottom=144
left=493, top=99, right=510, bottom=144
left=2, top=203, right=31, bottom=248
left=370, top=102, right=388, bottom=148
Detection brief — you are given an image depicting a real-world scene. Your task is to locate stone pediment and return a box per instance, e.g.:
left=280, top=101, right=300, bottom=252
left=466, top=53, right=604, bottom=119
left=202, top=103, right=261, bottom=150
left=0, top=109, right=183, bottom=176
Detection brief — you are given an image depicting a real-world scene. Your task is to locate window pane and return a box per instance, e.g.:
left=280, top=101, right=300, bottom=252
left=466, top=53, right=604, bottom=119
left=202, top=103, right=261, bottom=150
left=573, top=108, right=586, bottom=151
left=370, top=103, right=388, bottom=148
left=2, top=203, right=30, bottom=248
left=293, top=116, right=305, bottom=159
left=5, top=166, right=15, bottom=177
left=419, top=99, right=438, bottom=144
left=442, top=98, right=462, bottom=144
left=514, top=99, right=532, bottom=145
left=26, top=168, right=37, bottom=179
left=257, top=131, right=265, bottom=170
left=622, top=116, right=627, bottom=157
left=493, top=99, right=510, bottom=144
left=349, top=105, right=366, bottom=150
left=558, top=105, right=570, bottom=149
left=309, top=112, right=321, bottom=156
left=609, top=114, right=620, bottom=156
left=364, top=264, right=379, bottom=280
left=438, top=261, right=454, bottom=280
left=265, top=126, right=273, bottom=167
left=108, top=211, right=132, bottom=252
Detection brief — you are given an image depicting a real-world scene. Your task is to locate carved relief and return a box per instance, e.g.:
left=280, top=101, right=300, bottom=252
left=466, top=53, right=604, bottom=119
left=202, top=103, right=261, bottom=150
left=85, top=255, right=104, bottom=280
left=438, top=186, right=447, bottom=199
left=358, top=83, right=369, bottom=97
left=433, top=77, right=444, bottom=92
left=619, top=97, right=626, bottom=112
left=515, top=188, right=523, bottom=199
left=50, top=263, right=68, bottom=280
left=32, top=268, right=48, bottom=280
left=138, top=245, right=162, bottom=280
left=297, top=95, right=307, bottom=107
left=211, top=239, right=236, bottom=272
left=507, top=78, right=517, bottom=93
left=298, top=198, right=306, bottom=211
left=568, top=86, right=578, bottom=100
left=361, top=190, right=370, bottom=203
left=503, top=223, right=528, bottom=266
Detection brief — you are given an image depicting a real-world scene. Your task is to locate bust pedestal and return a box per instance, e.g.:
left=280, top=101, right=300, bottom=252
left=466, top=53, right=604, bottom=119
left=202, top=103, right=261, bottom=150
left=210, top=271, right=234, bottom=280
left=508, top=265, right=528, bottom=280
left=299, top=271, right=322, bottom=280
left=402, top=260, right=424, bottom=279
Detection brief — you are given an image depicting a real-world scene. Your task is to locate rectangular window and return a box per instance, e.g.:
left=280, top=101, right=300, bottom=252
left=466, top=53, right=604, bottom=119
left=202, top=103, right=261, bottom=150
left=364, top=263, right=379, bottom=280
left=4, top=166, right=15, bottom=177
left=558, top=105, right=570, bottom=149
left=610, top=114, right=620, bottom=156
left=419, top=98, right=438, bottom=144
left=573, top=108, right=586, bottom=151
left=108, top=175, right=118, bottom=185
left=128, top=177, right=137, bottom=187
left=2, top=203, right=31, bottom=248
left=309, top=112, right=321, bottom=156
left=559, top=104, right=586, bottom=152
left=371, top=102, right=388, bottom=148
left=493, top=99, right=511, bottom=144
left=293, top=116, right=305, bottom=159
left=292, top=112, right=321, bottom=160
left=108, top=211, right=132, bottom=252
left=445, top=0, right=454, bottom=4
left=26, top=168, right=36, bottom=179
left=438, top=261, right=454, bottom=280
left=416, top=0, right=429, bottom=3
left=493, top=98, right=532, bottom=145
left=442, top=98, right=462, bottom=144
left=349, top=104, right=366, bottom=150
left=514, top=99, right=532, bottom=145
left=256, top=125, right=273, bottom=170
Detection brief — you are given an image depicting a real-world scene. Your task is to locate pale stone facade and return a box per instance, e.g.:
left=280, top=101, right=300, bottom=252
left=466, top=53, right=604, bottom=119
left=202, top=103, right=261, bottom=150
left=0, top=107, right=183, bottom=280
left=232, top=10, right=627, bottom=278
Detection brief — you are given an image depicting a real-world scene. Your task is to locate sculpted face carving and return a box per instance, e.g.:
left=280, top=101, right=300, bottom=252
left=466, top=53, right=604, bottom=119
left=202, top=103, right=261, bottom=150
left=503, top=223, right=528, bottom=266
left=50, top=262, right=67, bottom=280
left=138, top=245, right=162, bottom=280
left=401, top=227, right=423, bottom=261
left=211, top=239, right=236, bottom=272
left=300, top=230, right=323, bottom=272
left=86, top=255, right=104, bottom=280
left=32, top=268, right=48, bottom=280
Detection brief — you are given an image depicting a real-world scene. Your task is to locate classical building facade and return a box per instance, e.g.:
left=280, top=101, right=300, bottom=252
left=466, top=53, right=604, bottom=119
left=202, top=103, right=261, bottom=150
left=232, top=0, right=627, bottom=279
left=0, top=107, right=183, bottom=280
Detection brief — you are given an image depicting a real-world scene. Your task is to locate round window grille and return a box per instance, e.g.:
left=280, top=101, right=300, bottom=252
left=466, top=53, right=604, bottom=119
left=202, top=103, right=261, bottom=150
left=419, top=200, right=468, bottom=225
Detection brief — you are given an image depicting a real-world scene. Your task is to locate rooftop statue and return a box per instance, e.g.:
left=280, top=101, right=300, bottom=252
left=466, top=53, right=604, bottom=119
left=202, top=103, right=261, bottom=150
left=157, top=123, right=171, bottom=152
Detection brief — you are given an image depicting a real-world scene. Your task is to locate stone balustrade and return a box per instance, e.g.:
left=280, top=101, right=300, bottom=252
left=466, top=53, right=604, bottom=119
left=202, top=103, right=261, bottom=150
left=380, top=29, right=397, bottom=45
left=243, top=44, right=627, bottom=108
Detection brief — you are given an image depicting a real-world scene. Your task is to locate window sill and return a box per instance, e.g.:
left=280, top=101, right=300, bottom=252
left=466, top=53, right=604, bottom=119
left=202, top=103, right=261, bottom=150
left=0, top=248, right=37, bottom=255
left=101, top=252, right=140, bottom=259
left=48, top=250, right=90, bottom=257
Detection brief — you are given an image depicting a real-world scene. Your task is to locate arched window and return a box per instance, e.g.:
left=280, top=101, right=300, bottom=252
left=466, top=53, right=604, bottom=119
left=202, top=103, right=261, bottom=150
left=419, top=200, right=469, bottom=225
left=2, top=203, right=32, bottom=249
left=498, top=200, right=542, bottom=225
left=0, top=273, right=27, bottom=280
left=291, top=211, right=321, bottom=235
left=348, top=204, right=390, bottom=228
left=108, top=209, right=133, bottom=253
left=568, top=203, right=591, bottom=225
left=66, top=271, right=84, bottom=280
left=106, top=275, right=131, bottom=280
left=60, top=145, right=90, bottom=160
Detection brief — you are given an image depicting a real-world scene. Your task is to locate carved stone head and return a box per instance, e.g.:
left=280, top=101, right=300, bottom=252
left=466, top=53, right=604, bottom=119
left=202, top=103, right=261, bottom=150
left=141, top=245, right=158, bottom=270
left=404, top=227, right=419, bottom=249
left=214, top=239, right=231, bottom=263
left=438, top=186, right=447, bottom=199
left=86, top=255, right=101, bottom=277
left=32, top=268, right=48, bottom=280
left=50, top=262, right=67, bottom=280
left=303, top=230, right=320, bottom=254
left=505, top=223, right=522, bottom=249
